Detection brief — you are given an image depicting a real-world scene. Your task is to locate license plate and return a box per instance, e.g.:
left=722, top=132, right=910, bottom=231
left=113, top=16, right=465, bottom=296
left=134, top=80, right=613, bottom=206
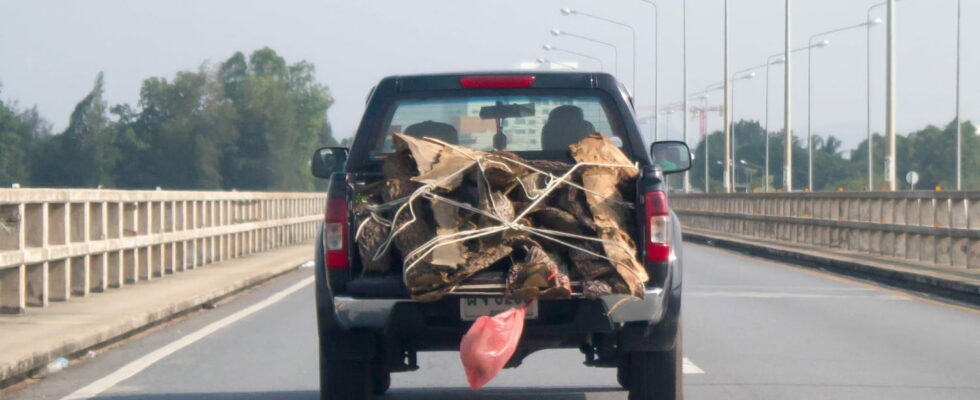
left=460, top=297, right=538, bottom=321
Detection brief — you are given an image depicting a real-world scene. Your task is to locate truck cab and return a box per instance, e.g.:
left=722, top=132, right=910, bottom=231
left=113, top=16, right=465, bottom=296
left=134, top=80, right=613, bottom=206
left=311, top=72, right=691, bottom=400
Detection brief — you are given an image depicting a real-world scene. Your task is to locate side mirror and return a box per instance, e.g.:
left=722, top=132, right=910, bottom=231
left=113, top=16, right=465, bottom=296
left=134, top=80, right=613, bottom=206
left=649, top=141, right=692, bottom=174
left=311, top=147, right=348, bottom=179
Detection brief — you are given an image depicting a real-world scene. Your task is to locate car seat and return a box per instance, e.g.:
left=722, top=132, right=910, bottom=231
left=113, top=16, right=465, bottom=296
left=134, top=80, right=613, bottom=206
left=404, top=120, right=459, bottom=145
left=540, top=105, right=596, bottom=150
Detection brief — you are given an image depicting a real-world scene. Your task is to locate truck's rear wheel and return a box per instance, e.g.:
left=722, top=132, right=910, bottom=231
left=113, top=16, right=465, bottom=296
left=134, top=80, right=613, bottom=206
left=372, top=361, right=391, bottom=395
left=617, top=355, right=631, bottom=389
left=623, top=332, right=683, bottom=400
left=318, top=331, right=374, bottom=400
left=319, top=357, right=373, bottom=400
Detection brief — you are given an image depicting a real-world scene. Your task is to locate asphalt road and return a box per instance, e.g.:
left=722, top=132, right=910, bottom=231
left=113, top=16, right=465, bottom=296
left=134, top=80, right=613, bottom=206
left=6, top=243, right=980, bottom=400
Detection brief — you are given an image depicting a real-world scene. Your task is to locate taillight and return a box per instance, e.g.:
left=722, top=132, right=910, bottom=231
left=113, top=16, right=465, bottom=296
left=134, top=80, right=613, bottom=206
left=324, top=197, right=349, bottom=269
left=645, top=191, right=671, bottom=262
left=460, top=75, right=535, bottom=88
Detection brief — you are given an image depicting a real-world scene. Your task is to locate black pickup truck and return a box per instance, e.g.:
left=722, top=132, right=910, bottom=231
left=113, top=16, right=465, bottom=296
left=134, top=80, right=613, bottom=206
left=310, top=72, right=692, bottom=400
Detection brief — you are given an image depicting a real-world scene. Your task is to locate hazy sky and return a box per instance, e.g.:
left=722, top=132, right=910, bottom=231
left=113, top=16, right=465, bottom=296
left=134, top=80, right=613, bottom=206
left=1, top=0, right=975, bottom=153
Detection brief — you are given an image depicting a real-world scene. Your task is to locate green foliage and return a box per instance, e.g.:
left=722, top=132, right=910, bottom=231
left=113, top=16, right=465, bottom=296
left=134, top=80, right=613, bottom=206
left=2, top=48, right=335, bottom=191
left=29, top=73, right=116, bottom=187
left=688, top=118, right=980, bottom=192
left=0, top=84, right=52, bottom=186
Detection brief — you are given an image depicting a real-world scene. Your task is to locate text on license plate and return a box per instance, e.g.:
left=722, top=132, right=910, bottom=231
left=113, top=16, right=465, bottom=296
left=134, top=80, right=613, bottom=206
left=460, top=297, right=538, bottom=321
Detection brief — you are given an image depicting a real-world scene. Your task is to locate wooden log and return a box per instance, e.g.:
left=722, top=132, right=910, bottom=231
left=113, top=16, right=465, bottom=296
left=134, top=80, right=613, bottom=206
left=525, top=159, right=574, bottom=176
left=483, top=151, right=528, bottom=190
left=569, top=241, right=615, bottom=280
left=555, top=185, right=597, bottom=232
left=570, top=133, right=646, bottom=297
left=412, top=244, right=513, bottom=302
left=381, top=145, right=447, bottom=291
left=353, top=203, right=392, bottom=274
left=506, top=239, right=571, bottom=301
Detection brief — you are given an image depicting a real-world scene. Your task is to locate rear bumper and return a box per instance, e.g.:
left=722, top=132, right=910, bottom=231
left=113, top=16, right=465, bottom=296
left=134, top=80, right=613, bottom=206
left=332, top=287, right=666, bottom=331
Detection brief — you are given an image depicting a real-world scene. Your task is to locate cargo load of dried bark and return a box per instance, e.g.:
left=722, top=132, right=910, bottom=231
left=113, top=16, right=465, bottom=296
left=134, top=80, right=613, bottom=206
left=353, top=132, right=643, bottom=302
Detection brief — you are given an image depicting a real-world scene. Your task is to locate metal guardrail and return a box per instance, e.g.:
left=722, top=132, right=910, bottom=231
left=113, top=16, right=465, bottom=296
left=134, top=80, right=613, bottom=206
left=670, top=192, right=980, bottom=270
left=0, top=189, right=324, bottom=313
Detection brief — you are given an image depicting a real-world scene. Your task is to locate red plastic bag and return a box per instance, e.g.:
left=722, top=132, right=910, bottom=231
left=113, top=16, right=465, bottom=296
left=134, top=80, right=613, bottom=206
left=459, top=306, right=527, bottom=389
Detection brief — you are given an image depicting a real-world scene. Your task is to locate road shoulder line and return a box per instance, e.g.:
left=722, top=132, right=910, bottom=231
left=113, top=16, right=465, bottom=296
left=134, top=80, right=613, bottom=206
left=682, top=230, right=980, bottom=309
left=0, top=243, right=313, bottom=389
left=61, top=276, right=314, bottom=400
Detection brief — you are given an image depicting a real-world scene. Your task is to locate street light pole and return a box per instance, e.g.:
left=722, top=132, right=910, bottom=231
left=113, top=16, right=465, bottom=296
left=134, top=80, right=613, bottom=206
left=765, top=55, right=783, bottom=193
left=551, top=29, right=619, bottom=78
left=561, top=8, right=637, bottom=95
left=683, top=0, right=690, bottom=192
left=956, top=0, right=962, bottom=190
left=723, top=0, right=731, bottom=193
left=640, top=0, right=659, bottom=142
left=732, top=76, right=738, bottom=189
left=543, top=45, right=605, bottom=71
left=783, top=0, right=793, bottom=192
left=729, top=70, right=757, bottom=190
left=807, top=21, right=877, bottom=192
left=885, top=0, right=897, bottom=191
left=702, top=97, right=710, bottom=193
left=867, top=2, right=887, bottom=191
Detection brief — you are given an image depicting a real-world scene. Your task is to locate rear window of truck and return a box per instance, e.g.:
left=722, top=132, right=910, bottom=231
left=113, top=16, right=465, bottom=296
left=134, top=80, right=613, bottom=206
left=371, top=94, right=626, bottom=155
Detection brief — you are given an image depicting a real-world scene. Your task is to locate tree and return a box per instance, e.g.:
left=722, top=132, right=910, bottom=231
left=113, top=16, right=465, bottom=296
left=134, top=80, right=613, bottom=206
left=116, top=70, right=238, bottom=189
left=689, top=121, right=853, bottom=192
left=31, top=73, right=117, bottom=187
left=219, top=47, right=334, bottom=191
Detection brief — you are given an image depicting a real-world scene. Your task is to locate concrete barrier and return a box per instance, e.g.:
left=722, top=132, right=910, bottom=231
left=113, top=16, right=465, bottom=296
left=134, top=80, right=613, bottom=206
left=0, top=189, right=323, bottom=314
left=670, top=191, right=980, bottom=271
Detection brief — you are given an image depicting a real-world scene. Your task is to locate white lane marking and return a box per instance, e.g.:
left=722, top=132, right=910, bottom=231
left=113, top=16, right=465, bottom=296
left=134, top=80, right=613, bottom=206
left=682, top=358, right=704, bottom=374
left=62, top=276, right=315, bottom=400
left=690, top=285, right=874, bottom=292
left=687, top=291, right=908, bottom=300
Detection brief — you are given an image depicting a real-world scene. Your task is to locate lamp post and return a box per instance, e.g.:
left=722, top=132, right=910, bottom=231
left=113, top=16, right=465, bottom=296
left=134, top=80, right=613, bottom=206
left=867, top=1, right=890, bottom=191
left=639, top=0, right=660, bottom=142
left=683, top=0, right=690, bottom=192
left=560, top=8, right=637, bottom=95
left=697, top=94, right=710, bottom=193
left=551, top=28, right=619, bottom=78
left=783, top=0, right=793, bottom=192
left=765, top=55, right=783, bottom=193
left=536, top=57, right=578, bottom=70
left=885, top=0, right=897, bottom=191
left=807, top=23, right=875, bottom=192
left=730, top=71, right=756, bottom=190
left=543, top=44, right=604, bottom=71
left=956, top=0, right=962, bottom=190
left=723, top=0, right=731, bottom=192
left=740, top=159, right=763, bottom=187
left=762, top=43, right=826, bottom=193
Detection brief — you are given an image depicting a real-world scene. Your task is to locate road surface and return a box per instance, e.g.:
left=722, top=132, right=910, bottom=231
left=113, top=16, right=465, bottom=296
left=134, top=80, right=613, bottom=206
left=6, top=243, right=980, bottom=400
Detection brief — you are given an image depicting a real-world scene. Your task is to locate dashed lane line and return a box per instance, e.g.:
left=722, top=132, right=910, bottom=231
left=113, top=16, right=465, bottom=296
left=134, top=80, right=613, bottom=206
left=683, top=358, right=705, bottom=374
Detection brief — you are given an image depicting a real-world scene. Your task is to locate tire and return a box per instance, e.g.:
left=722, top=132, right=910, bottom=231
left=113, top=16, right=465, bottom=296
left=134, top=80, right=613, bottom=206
left=372, top=361, right=391, bottom=395
left=625, top=332, right=683, bottom=400
left=617, top=354, right=631, bottom=389
left=318, top=333, right=374, bottom=400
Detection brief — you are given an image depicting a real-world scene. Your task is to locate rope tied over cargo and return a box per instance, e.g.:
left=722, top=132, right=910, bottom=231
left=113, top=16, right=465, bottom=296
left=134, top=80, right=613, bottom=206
left=358, top=137, right=642, bottom=290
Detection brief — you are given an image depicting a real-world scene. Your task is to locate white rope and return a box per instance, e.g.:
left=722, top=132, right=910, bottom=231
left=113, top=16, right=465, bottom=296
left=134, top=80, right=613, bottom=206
left=361, top=140, right=643, bottom=289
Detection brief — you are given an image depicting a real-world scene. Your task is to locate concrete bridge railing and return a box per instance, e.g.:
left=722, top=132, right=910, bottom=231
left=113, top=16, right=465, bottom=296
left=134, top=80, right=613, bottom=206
left=670, top=191, right=980, bottom=270
left=0, top=189, right=324, bottom=314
